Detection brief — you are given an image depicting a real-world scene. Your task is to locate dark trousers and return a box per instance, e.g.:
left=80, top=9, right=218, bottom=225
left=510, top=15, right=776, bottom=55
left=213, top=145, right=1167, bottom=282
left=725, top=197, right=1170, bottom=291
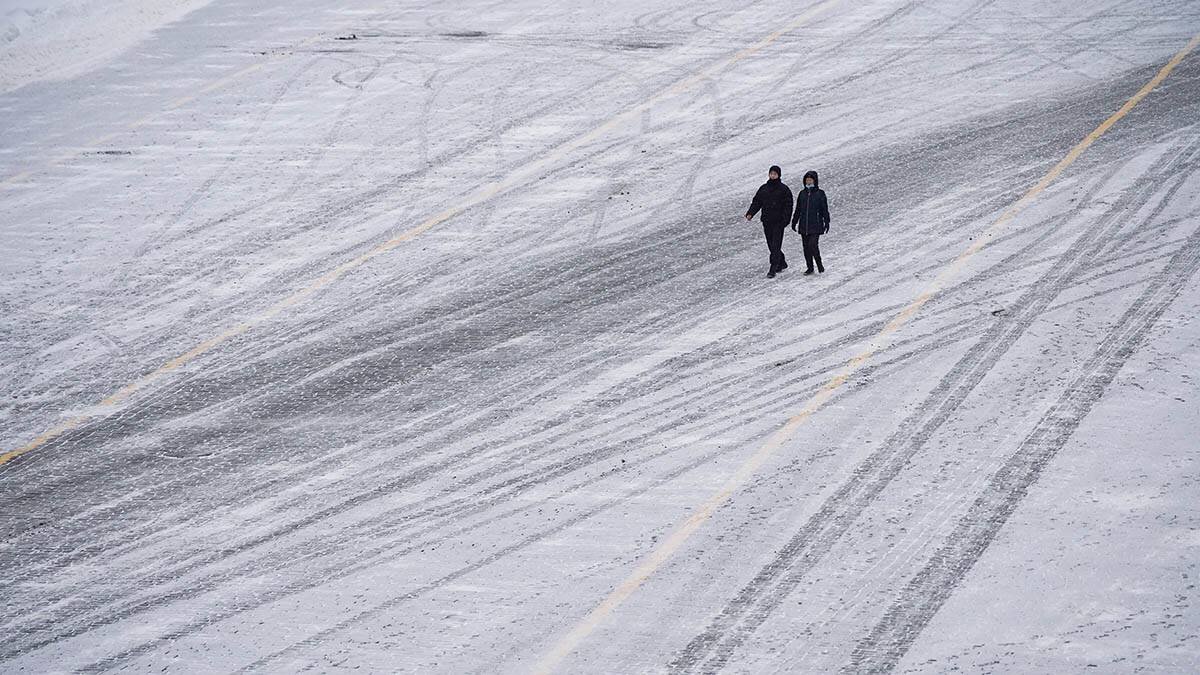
left=763, top=223, right=787, bottom=271
left=801, top=233, right=823, bottom=271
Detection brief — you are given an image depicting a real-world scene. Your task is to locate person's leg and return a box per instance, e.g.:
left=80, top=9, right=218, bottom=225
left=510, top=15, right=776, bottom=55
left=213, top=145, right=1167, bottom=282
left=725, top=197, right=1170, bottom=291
left=801, top=233, right=815, bottom=272
left=763, top=224, right=778, bottom=273
left=776, top=226, right=788, bottom=270
left=812, top=234, right=824, bottom=273
left=768, top=224, right=787, bottom=269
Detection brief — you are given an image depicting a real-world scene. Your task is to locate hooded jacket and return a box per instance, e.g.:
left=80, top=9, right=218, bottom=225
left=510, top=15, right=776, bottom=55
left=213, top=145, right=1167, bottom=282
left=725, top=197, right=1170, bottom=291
left=792, top=170, right=830, bottom=235
left=746, top=172, right=794, bottom=227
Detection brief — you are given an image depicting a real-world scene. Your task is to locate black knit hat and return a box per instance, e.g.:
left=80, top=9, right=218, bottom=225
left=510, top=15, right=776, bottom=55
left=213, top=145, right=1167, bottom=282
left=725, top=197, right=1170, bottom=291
left=769, top=165, right=782, bottom=177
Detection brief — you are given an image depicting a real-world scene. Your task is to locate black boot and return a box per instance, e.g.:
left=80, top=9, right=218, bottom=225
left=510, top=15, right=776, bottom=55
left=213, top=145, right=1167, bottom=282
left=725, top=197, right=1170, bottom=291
left=817, top=259, right=824, bottom=274
left=804, top=268, right=814, bottom=276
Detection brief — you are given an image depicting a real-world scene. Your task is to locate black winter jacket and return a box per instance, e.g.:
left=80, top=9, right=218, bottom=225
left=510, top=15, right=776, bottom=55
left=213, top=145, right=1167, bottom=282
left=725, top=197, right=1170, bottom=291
left=792, top=170, right=830, bottom=235
left=746, top=178, right=794, bottom=227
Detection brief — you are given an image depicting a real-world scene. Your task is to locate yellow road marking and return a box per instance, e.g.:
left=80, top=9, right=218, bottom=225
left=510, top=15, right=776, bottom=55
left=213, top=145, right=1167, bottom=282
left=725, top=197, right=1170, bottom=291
left=169, top=61, right=269, bottom=110
left=1, top=0, right=844, bottom=467
left=4, top=170, right=33, bottom=185
left=531, top=30, right=1200, bottom=675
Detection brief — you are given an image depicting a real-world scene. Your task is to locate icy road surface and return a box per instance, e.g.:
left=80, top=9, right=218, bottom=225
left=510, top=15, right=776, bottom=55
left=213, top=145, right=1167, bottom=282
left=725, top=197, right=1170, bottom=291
left=2, top=0, right=1200, bottom=672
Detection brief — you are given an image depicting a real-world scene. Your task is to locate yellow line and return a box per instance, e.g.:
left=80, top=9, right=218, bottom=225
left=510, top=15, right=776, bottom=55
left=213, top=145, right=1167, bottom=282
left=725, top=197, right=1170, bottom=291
left=4, top=170, right=33, bottom=186
left=1, top=1, right=842, bottom=467
left=530, top=30, right=1200, bottom=675
left=167, top=61, right=269, bottom=110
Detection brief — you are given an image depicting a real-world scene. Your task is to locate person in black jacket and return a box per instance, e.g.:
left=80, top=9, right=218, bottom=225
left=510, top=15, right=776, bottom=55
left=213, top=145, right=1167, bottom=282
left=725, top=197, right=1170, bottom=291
left=791, top=170, right=830, bottom=274
left=744, top=165, right=794, bottom=278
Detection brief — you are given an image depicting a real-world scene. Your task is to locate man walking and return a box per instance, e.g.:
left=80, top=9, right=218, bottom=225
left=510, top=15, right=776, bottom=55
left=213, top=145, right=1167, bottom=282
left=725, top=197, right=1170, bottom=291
left=744, top=165, right=793, bottom=278
left=791, top=170, right=830, bottom=274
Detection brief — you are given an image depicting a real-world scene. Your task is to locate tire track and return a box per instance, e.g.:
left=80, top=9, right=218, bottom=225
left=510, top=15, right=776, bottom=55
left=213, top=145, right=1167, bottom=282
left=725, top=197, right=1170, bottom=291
left=4, top=201, right=1051, bottom=658
left=88, top=316, right=986, bottom=673
left=7, top=0, right=1161, bottom=461
left=1, top=5, right=678, bottom=432
left=668, top=132, right=1200, bottom=673
left=0, top=102, right=1142, bottom=612
left=3, top=220, right=1167, bottom=665
left=4, top=10, right=1195, bottom=667
left=13, top=219, right=1151, bottom=666
left=843, top=195, right=1200, bottom=675
left=0, top=102, right=1152, bottom=653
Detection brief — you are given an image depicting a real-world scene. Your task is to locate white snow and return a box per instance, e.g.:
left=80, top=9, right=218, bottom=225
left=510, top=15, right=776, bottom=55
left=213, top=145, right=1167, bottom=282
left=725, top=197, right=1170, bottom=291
left=0, top=0, right=213, bottom=93
left=1, top=0, right=1199, bottom=672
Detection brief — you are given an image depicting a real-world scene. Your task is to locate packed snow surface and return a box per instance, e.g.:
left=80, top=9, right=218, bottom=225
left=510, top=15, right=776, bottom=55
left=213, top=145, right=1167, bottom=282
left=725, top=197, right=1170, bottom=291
left=0, top=0, right=213, bottom=93
left=1, top=0, right=1199, bottom=672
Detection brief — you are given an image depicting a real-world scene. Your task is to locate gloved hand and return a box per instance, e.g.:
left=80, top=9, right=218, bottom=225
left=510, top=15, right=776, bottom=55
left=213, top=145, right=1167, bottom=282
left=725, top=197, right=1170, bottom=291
left=823, top=223, right=830, bottom=234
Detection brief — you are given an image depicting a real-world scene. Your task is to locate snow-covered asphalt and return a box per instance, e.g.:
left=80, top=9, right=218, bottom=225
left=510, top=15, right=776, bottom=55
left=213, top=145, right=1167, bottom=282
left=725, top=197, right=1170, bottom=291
left=2, top=0, right=1199, bottom=671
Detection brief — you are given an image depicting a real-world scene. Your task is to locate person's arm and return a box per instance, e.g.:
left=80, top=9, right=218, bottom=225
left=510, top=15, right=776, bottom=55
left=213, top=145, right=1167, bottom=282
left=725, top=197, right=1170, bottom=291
left=783, top=186, right=794, bottom=227
left=820, top=191, right=831, bottom=233
left=791, top=193, right=802, bottom=230
left=745, top=186, right=763, bottom=221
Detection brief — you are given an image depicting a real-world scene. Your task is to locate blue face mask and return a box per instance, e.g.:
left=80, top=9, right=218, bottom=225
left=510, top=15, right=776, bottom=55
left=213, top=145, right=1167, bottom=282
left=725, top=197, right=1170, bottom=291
left=805, top=183, right=814, bottom=189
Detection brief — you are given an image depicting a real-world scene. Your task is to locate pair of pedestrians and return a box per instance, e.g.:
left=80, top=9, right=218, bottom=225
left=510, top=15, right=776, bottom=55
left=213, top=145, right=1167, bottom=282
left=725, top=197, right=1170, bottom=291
left=743, top=165, right=830, bottom=278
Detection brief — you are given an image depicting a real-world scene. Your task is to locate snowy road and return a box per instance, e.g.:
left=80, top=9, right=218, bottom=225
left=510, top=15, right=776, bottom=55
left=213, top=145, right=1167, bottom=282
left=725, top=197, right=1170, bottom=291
left=2, top=0, right=1200, bottom=672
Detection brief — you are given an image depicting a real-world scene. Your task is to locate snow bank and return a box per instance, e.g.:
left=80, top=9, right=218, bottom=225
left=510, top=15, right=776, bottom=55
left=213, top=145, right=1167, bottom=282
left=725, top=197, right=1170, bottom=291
left=0, top=0, right=213, bottom=94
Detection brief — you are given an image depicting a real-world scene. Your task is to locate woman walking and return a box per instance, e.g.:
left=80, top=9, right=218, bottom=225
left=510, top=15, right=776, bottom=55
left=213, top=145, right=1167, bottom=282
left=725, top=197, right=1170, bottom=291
left=791, top=170, right=830, bottom=275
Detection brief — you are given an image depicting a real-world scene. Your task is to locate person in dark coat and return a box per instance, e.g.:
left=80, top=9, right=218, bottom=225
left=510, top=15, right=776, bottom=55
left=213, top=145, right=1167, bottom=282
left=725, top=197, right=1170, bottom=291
left=744, top=165, right=794, bottom=278
left=791, top=169, right=830, bottom=274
